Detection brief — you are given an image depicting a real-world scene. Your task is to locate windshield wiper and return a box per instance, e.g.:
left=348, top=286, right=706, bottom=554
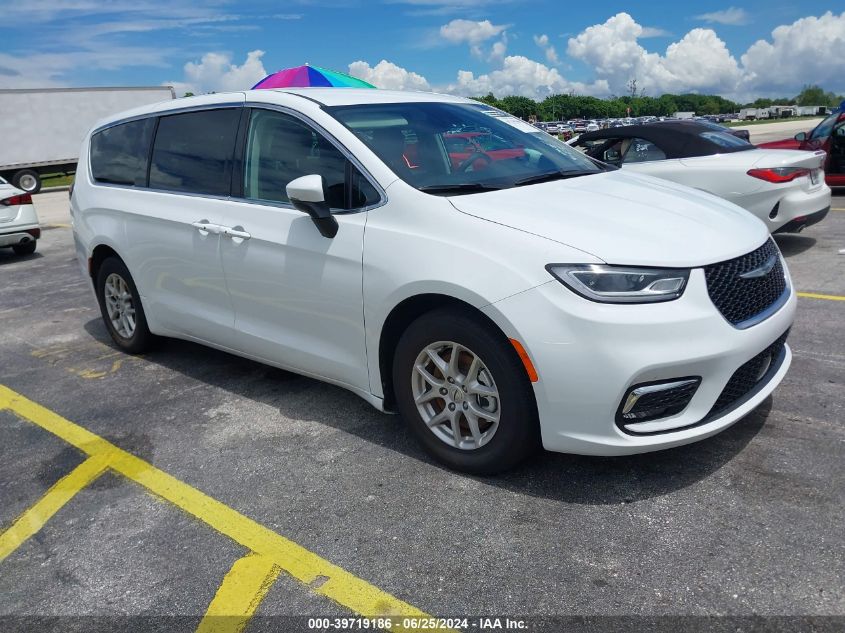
left=512, top=170, right=595, bottom=187
left=418, top=183, right=504, bottom=195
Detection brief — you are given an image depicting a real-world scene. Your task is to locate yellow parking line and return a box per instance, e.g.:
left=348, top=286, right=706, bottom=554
left=0, top=385, right=453, bottom=632
left=0, top=452, right=110, bottom=562
left=798, top=292, right=845, bottom=301
left=196, top=553, right=281, bottom=633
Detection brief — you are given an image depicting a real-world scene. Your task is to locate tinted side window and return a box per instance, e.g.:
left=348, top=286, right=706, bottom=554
left=245, top=109, right=375, bottom=209
left=350, top=168, right=381, bottom=208
left=149, top=109, right=240, bottom=196
left=90, top=118, right=156, bottom=186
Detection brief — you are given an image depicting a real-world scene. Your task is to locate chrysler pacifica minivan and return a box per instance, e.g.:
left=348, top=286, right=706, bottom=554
left=71, top=89, right=796, bottom=473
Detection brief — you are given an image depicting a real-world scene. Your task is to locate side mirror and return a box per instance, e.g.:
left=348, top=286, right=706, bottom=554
left=604, top=149, right=621, bottom=163
left=794, top=132, right=807, bottom=141
left=286, top=174, right=338, bottom=239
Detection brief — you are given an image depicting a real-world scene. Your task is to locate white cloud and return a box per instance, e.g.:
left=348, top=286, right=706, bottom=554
left=444, top=55, right=609, bottom=99
left=566, top=12, right=741, bottom=96
left=0, top=46, right=174, bottom=88
left=167, top=49, right=267, bottom=95
left=533, top=34, right=560, bottom=65
left=388, top=0, right=520, bottom=16
left=489, top=38, right=508, bottom=62
left=346, top=55, right=608, bottom=100
left=564, top=10, right=845, bottom=99
left=348, top=60, right=431, bottom=91
left=440, top=19, right=507, bottom=44
left=639, top=26, right=671, bottom=38
left=440, top=19, right=510, bottom=60
left=741, top=11, right=845, bottom=95
left=694, top=7, right=749, bottom=26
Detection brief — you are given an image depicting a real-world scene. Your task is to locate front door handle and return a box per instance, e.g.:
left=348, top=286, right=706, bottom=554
left=191, top=220, right=223, bottom=235
left=223, top=226, right=251, bottom=241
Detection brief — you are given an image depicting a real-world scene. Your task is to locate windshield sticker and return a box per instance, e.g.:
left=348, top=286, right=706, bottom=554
left=474, top=106, right=539, bottom=133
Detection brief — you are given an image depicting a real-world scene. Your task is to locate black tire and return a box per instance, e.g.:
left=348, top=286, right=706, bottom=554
left=95, top=257, right=156, bottom=353
left=12, top=241, right=36, bottom=256
left=393, top=307, right=540, bottom=475
left=12, top=169, right=41, bottom=194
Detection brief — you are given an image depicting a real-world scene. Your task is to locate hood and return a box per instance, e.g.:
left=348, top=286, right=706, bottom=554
left=447, top=170, right=769, bottom=268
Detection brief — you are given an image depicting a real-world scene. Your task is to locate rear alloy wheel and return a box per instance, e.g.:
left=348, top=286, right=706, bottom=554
left=393, top=308, right=540, bottom=474
left=96, top=257, right=156, bottom=353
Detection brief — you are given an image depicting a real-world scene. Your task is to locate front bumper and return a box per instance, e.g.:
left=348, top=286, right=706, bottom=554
left=482, top=266, right=796, bottom=456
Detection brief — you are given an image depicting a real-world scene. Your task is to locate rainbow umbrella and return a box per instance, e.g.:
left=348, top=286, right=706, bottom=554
left=252, top=64, right=376, bottom=89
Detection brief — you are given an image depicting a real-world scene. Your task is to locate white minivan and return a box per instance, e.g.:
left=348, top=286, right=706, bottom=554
left=72, top=89, right=795, bottom=474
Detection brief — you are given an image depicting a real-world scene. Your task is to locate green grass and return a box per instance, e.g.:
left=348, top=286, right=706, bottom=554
left=40, top=173, right=74, bottom=188
left=724, top=116, right=820, bottom=128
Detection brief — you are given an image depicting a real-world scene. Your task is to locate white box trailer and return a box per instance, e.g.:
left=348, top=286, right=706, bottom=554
left=739, top=108, right=761, bottom=120
left=795, top=105, right=830, bottom=116
left=0, top=86, right=175, bottom=193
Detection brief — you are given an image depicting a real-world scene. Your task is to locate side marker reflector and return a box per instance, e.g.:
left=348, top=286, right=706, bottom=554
left=509, top=338, right=539, bottom=383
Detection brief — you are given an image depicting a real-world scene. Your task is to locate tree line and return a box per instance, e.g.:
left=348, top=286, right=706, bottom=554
left=473, top=85, right=844, bottom=121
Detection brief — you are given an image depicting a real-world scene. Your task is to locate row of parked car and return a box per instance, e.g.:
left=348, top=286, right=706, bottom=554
left=1, top=89, right=839, bottom=474
left=537, top=115, right=745, bottom=141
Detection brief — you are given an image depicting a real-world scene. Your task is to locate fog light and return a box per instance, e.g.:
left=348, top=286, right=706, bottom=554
left=616, top=377, right=701, bottom=427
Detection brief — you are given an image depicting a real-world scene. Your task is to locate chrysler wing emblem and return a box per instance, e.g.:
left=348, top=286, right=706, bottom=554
left=739, top=254, right=777, bottom=279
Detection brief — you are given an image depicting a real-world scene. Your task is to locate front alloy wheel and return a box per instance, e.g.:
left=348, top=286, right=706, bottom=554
left=393, top=308, right=540, bottom=474
left=412, top=341, right=501, bottom=450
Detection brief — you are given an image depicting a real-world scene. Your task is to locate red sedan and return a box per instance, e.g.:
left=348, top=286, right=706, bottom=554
left=758, top=110, right=845, bottom=186
left=443, top=131, right=526, bottom=171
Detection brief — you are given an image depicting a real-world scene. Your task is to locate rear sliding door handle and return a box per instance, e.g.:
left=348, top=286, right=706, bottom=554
left=223, top=227, right=251, bottom=240
left=191, top=221, right=223, bottom=235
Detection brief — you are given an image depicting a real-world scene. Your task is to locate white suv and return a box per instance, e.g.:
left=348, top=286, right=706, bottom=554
left=71, top=90, right=795, bottom=474
left=0, top=176, right=40, bottom=255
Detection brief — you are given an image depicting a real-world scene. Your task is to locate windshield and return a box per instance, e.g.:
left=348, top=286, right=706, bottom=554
left=810, top=112, right=840, bottom=140
left=326, top=101, right=605, bottom=193
left=699, top=131, right=753, bottom=149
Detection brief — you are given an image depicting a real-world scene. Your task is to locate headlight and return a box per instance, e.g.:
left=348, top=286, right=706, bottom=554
left=546, top=264, right=690, bottom=303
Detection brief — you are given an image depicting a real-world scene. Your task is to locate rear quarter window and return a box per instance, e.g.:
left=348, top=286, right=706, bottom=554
left=90, top=118, right=156, bottom=186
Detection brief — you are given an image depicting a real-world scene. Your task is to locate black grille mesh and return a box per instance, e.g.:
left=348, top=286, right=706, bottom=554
left=708, top=330, right=789, bottom=418
left=622, top=380, right=700, bottom=422
left=704, top=239, right=787, bottom=326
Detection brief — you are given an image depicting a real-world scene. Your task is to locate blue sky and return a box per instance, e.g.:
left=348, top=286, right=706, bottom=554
left=2, top=1, right=844, bottom=101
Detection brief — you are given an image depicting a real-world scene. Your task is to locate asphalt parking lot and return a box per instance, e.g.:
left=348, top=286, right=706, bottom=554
left=0, top=192, right=843, bottom=632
